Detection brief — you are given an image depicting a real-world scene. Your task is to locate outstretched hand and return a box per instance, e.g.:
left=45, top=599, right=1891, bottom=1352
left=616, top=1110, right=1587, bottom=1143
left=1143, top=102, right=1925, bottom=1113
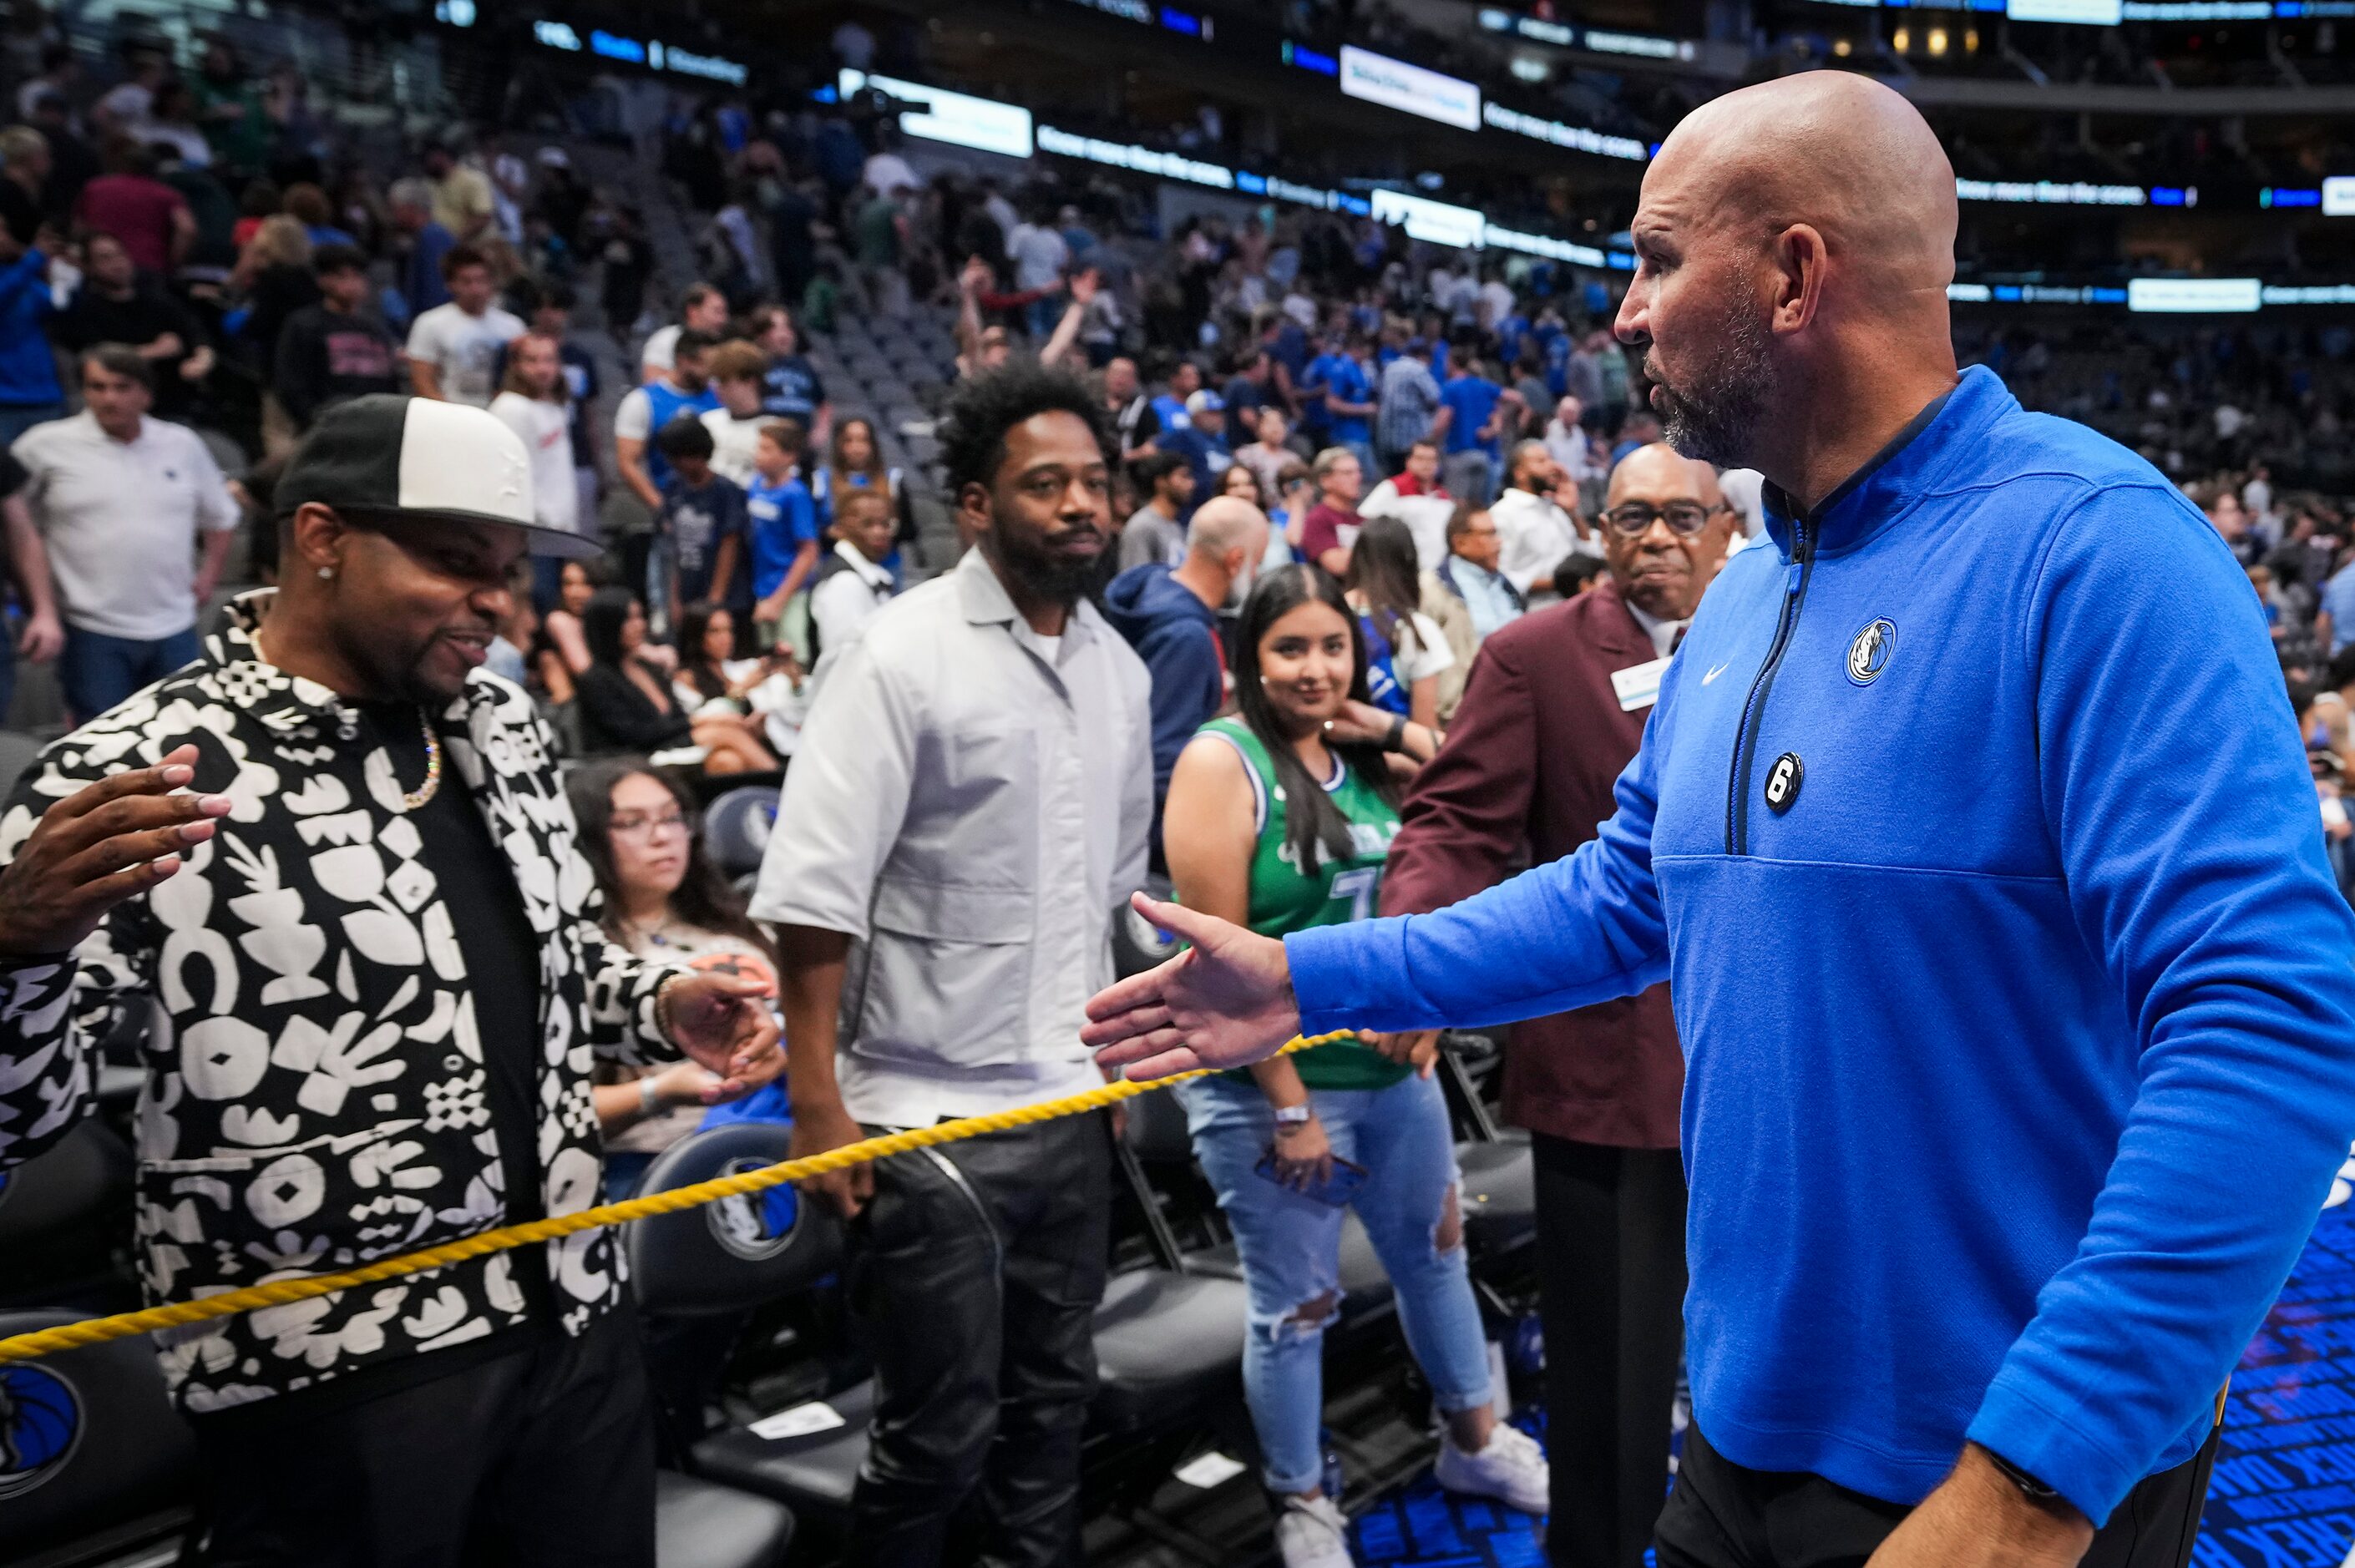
left=1081, top=892, right=1302, bottom=1080
left=664, top=972, right=787, bottom=1099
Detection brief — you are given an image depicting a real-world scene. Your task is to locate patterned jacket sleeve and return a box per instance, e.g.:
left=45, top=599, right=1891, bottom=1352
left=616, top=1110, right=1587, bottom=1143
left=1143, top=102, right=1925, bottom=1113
left=577, top=915, right=687, bottom=1068
left=0, top=751, right=154, bottom=1170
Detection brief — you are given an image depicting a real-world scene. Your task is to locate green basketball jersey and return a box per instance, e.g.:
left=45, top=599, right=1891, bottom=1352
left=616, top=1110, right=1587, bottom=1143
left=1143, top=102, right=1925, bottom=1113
left=1195, top=717, right=1409, bottom=1091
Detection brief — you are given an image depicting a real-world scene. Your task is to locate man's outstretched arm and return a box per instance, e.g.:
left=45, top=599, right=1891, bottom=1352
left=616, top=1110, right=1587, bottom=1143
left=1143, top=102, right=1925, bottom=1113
left=1087, top=680, right=1677, bottom=1080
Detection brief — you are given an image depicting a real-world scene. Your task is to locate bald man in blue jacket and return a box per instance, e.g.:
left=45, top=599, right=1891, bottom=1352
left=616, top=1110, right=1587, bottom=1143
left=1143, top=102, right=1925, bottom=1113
left=1085, top=73, right=2355, bottom=1568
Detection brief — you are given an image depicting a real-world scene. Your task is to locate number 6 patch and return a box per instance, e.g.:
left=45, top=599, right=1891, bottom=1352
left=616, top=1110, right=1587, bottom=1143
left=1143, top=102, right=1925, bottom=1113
left=1764, top=752, right=1804, bottom=814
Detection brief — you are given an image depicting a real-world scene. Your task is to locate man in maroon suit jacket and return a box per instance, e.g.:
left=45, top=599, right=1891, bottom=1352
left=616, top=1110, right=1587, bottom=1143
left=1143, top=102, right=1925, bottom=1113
left=1381, top=444, right=1739, bottom=1568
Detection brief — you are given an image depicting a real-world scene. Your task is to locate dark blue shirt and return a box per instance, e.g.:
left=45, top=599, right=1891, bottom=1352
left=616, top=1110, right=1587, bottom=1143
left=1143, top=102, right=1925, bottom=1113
left=761, top=355, right=828, bottom=423
left=403, top=222, right=455, bottom=317
left=660, top=473, right=751, bottom=609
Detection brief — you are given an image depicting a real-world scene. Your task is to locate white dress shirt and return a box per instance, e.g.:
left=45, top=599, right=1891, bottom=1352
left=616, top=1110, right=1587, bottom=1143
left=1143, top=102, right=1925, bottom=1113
left=808, top=539, right=898, bottom=653
left=1491, top=486, right=1598, bottom=607
left=752, top=548, right=1153, bottom=1126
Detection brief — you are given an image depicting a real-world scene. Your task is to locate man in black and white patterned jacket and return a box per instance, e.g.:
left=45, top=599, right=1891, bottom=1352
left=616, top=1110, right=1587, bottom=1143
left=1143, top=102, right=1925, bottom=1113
left=0, top=397, right=784, bottom=1566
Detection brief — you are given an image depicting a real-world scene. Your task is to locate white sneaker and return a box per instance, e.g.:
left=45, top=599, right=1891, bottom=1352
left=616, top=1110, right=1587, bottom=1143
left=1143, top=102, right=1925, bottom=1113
left=1275, top=1492, right=1355, bottom=1568
left=1434, top=1421, right=1551, bottom=1515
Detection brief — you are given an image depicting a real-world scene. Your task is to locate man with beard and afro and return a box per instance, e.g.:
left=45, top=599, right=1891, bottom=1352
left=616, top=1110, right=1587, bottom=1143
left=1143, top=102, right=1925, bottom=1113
left=752, top=361, right=1152, bottom=1567
left=1081, top=71, right=2355, bottom=1568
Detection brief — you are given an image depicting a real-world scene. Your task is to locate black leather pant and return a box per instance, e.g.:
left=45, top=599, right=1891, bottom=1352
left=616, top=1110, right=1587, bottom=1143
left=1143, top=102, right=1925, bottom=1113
left=1656, top=1421, right=2221, bottom=1568
left=848, top=1111, right=1112, bottom=1568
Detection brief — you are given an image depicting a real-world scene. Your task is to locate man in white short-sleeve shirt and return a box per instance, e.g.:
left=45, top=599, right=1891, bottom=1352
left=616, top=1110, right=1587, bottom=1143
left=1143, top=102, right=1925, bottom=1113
left=405, top=246, right=523, bottom=408
left=638, top=283, right=729, bottom=384
left=13, top=346, right=238, bottom=721
left=487, top=332, right=580, bottom=539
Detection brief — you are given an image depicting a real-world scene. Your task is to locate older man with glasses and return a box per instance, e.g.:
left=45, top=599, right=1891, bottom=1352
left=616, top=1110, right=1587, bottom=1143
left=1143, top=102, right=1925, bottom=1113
left=1383, top=445, right=1734, bottom=1566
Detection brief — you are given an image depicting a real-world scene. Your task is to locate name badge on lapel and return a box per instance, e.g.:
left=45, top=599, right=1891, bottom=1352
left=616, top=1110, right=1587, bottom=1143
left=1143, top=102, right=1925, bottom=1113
left=1611, top=655, right=1674, bottom=713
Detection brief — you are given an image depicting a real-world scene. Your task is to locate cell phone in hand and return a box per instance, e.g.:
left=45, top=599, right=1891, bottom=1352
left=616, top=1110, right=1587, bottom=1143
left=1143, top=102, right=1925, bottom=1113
left=1253, top=1148, right=1370, bottom=1208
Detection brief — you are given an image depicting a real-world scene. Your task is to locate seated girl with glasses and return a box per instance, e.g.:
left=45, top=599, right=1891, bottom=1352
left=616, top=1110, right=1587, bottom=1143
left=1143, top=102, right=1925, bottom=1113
left=567, top=759, right=784, bottom=1201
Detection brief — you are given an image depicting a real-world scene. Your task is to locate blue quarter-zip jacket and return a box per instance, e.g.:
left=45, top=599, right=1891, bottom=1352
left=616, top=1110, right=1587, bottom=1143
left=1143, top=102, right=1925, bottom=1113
left=1287, top=367, right=2355, bottom=1524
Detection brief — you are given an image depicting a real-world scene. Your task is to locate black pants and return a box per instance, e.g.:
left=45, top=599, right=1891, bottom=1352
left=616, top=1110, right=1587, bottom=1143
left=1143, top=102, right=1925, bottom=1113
left=1533, top=1134, right=1689, bottom=1568
left=197, top=1308, right=655, bottom=1567
left=1655, top=1422, right=2221, bottom=1568
left=848, top=1111, right=1112, bottom=1568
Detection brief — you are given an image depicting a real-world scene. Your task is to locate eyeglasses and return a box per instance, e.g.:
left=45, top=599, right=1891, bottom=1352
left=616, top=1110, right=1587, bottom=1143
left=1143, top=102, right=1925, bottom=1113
left=610, top=812, right=689, bottom=840
left=1603, top=501, right=1725, bottom=538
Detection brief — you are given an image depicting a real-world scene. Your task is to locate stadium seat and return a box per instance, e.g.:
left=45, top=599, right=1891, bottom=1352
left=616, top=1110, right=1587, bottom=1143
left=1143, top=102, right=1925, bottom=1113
left=653, top=1469, right=796, bottom=1568
left=0, top=1119, right=135, bottom=1306
left=0, top=1309, right=201, bottom=1565
left=625, top=1123, right=874, bottom=1526
left=1093, top=1092, right=1253, bottom=1433
left=700, top=785, right=778, bottom=883
left=1436, top=1043, right=1538, bottom=1257
left=1089, top=1267, right=1248, bottom=1434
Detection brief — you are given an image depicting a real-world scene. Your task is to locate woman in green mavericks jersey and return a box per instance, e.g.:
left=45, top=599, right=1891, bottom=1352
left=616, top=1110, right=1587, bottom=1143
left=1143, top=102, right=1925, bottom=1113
left=1162, top=566, right=1549, bottom=1568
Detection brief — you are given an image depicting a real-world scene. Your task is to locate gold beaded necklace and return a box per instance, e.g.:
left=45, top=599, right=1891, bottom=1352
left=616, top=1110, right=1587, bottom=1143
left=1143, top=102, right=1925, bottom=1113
left=399, top=712, right=443, bottom=812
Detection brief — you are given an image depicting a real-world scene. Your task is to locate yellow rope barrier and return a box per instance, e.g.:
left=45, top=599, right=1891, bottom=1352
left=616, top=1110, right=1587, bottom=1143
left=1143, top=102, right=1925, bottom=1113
left=0, top=1032, right=1350, bottom=1368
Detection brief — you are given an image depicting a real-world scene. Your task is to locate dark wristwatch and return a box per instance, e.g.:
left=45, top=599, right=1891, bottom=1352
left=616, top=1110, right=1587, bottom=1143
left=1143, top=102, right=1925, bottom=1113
left=1983, top=1449, right=2061, bottom=1502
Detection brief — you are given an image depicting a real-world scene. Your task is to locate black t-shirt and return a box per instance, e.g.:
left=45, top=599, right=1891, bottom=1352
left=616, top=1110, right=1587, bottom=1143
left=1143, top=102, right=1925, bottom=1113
left=363, top=702, right=550, bottom=1278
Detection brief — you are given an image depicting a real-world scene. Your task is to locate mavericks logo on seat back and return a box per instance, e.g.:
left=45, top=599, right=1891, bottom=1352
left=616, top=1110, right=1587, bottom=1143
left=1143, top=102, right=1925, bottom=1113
left=0, top=1366, right=81, bottom=1500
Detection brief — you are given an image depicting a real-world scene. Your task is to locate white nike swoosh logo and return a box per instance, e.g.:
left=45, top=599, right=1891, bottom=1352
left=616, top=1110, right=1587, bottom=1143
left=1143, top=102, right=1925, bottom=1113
left=1702, top=662, right=1731, bottom=685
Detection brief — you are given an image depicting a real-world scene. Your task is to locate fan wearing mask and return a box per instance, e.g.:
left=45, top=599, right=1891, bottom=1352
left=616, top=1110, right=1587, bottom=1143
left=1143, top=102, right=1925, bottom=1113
left=1102, top=493, right=1270, bottom=871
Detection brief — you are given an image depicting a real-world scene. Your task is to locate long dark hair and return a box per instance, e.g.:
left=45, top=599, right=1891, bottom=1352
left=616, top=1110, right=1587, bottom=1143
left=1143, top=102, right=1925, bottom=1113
left=1345, top=513, right=1422, bottom=660
left=676, top=600, right=731, bottom=701
left=1232, top=564, right=1396, bottom=874
left=828, top=415, right=890, bottom=495
left=580, top=586, right=639, bottom=670
left=565, top=758, right=778, bottom=967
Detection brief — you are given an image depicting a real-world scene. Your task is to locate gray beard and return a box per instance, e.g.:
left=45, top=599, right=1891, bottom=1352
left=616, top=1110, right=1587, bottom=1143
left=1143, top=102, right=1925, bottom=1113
left=1653, top=311, right=1774, bottom=468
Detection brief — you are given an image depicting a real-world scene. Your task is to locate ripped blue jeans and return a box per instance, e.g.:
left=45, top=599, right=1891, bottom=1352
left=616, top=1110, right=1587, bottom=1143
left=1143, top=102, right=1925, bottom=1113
left=1177, top=1069, right=1493, bottom=1494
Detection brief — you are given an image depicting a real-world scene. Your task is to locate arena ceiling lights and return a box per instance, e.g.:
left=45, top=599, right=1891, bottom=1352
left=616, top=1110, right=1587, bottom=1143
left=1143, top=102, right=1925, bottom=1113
left=1335, top=47, right=1483, bottom=132
left=1948, top=277, right=2355, bottom=311
left=838, top=70, right=1036, bottom=161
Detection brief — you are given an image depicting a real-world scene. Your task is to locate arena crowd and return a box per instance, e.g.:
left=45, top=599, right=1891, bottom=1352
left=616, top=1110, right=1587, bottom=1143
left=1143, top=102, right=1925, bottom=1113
left=0, top=15, right=2351, bottom=1568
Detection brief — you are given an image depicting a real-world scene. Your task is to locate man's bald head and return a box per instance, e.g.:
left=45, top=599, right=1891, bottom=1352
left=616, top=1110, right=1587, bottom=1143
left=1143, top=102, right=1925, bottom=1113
left=1183, top=494, right=1273, bottom=607
left=1188, top=495, right=1268, bottom=560
left=1614, top=72, right=1962, bottom=496
left=1654, top=73, right=1957, bottom=302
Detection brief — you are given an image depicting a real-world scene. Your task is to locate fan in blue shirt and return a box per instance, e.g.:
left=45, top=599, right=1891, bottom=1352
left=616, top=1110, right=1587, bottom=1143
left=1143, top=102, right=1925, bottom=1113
left=1438, top=363, right=1506, bottom=458
left=1328, top=346, right=1375, bottom=449
left=742, top=424, right=821, bottom=641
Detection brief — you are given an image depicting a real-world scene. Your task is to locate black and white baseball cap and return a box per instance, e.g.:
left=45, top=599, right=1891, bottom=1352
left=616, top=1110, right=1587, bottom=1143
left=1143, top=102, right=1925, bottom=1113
left=276, top=394, right=600, bottom=559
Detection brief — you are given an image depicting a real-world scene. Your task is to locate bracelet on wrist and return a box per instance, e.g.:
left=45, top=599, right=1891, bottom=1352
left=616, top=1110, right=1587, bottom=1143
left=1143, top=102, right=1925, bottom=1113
left=1383, top=713, right=1408, bottom=752
left=653, top=970, right=690, bottom=1044
left=1272, top=1104, right=1314, bottom=1130
left=638, top=1076, right=663, bottom=1118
